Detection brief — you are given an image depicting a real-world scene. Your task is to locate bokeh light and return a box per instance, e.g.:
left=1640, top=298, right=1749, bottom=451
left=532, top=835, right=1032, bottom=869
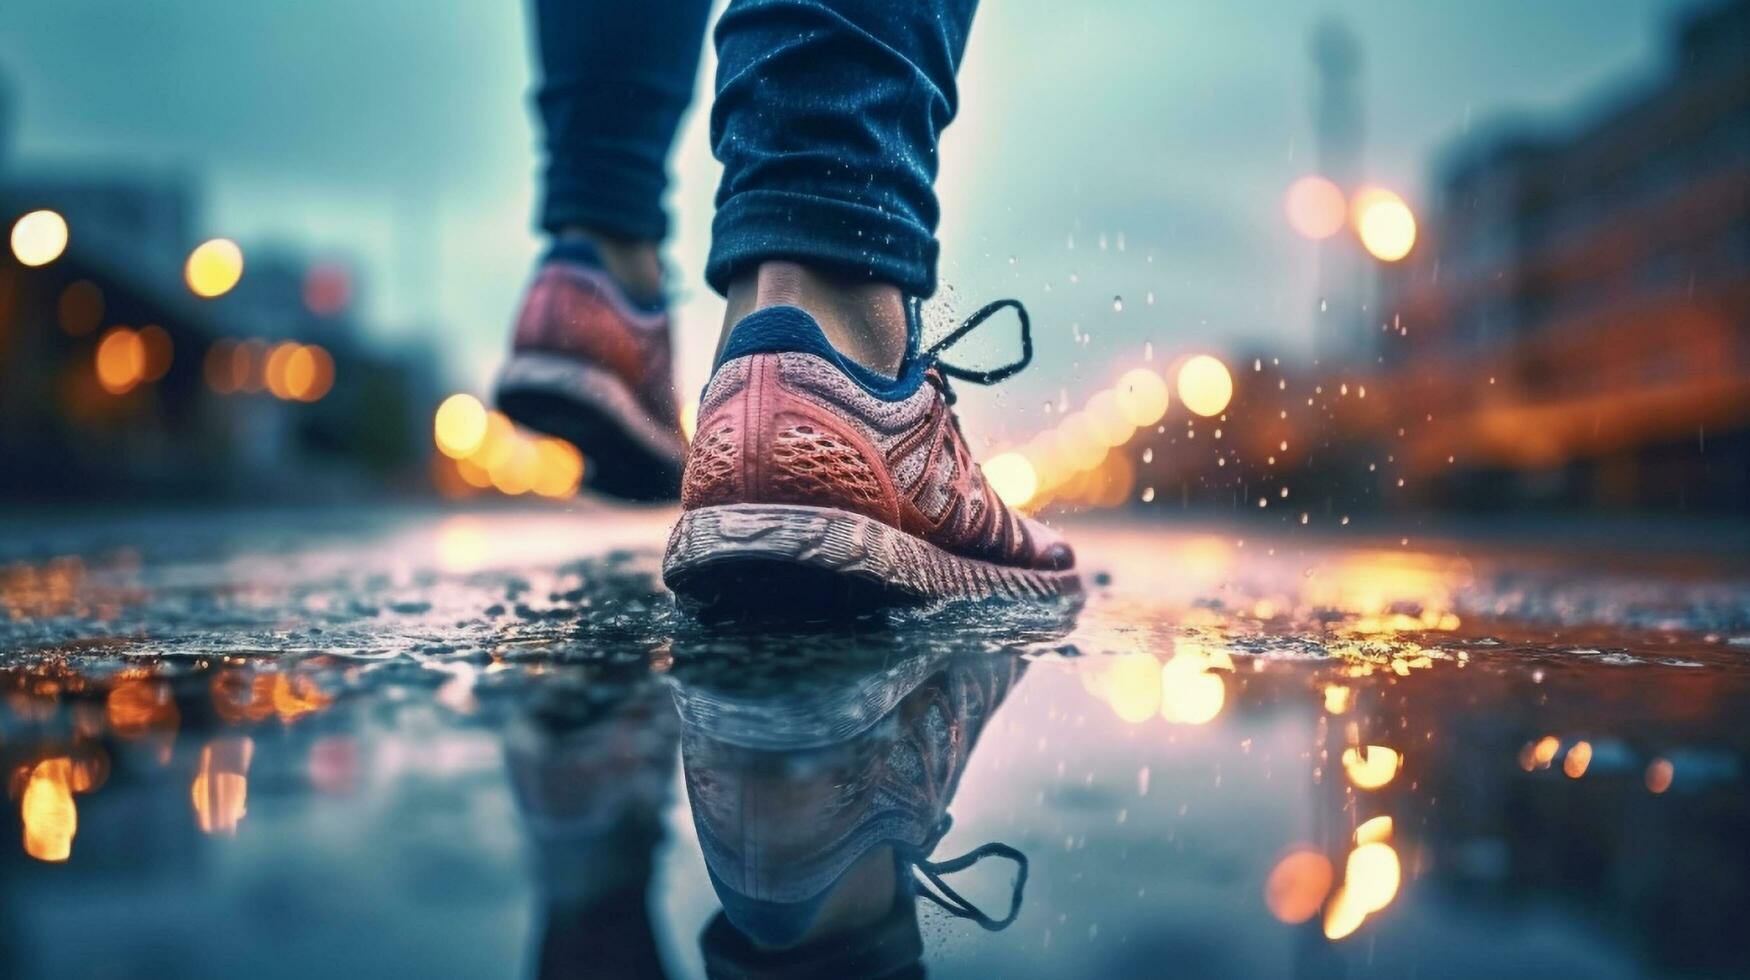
left=1176, top=355, right=1233, bottom=417
left=1265, top=850, right=1333, bottom=924
left=139, top=325, right=173, bottom=382
left=1116, top=367, right=1170, bottom=426
left=302, top=262, right=352, bottom=316
left=185, top=238, right=245, bottom=298
left=1352, top=187, right=1417, bottom=262
left=434, top=394, right=489, bottom=458
left=531, top=437, right=586, bottom=498
left=1354, top=815, right=1393, bottom=845
left=981, top=451, right=1038, bottom=508
left=10, top=210, right=69, bottom=267
left=1341, top=745, right=1401, bottom=790
left=1085, top=390, right=1134, bottom=447
left=1284, top=175, right=1347, bottom=240
left=1343, top=842, right=1401, bottom=914
left=21, top=757, right=77, bottom=862
left=95, top=327, right=146, bottom=394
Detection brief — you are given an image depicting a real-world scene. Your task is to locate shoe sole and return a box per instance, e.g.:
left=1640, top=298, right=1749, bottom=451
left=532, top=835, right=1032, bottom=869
left=495, top=353, right=686, bottom=503
left=662, top=503, right=1081, bottom=619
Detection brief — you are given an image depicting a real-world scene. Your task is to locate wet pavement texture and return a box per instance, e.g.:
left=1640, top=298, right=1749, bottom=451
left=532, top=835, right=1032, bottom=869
left=2, top=505, right=1749, bottom=979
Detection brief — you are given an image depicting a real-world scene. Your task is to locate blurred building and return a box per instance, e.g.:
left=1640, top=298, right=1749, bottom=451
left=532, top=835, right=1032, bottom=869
left=2, top=177, right=440, bottom=501
left=1377, top=0, right=1750, bottom=510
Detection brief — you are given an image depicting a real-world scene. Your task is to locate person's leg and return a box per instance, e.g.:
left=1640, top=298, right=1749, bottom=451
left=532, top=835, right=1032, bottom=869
left=496, top=0, right=711, bottom=502
left=666, top=0, right=1078, bottom=613
left=707, top=0, right=979, bottom=376
left=532, top=0, right=712, bottom=301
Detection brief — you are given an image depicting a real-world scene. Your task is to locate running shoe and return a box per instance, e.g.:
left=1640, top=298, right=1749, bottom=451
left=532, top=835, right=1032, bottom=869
left=670, top=648, right=1031, bottom=956
left=496, top=240, right=686, bottom=501
left=663, top=298, right=1078, bottom=614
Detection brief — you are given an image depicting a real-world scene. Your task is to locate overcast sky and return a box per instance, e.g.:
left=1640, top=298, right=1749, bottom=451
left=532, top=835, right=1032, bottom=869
left=0, top=0, right=1690, bottom=446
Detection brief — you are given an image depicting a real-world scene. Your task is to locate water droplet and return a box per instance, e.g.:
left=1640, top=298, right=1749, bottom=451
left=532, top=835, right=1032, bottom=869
left=1146, top=290, right=1155, bottom=306
left=1112, top=295, right=1124, bottom=312
left=1008, top=255, right=1017, bottom=265
left=1143, top=341, right=1154, bottom=361
left=1141, top=448, right=1153, bottom=463
left=1141, top=487, right=1155, bottom=502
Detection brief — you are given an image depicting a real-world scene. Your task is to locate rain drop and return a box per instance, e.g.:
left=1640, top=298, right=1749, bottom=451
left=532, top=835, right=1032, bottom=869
left=1113, top=295, right=1124, bottom=313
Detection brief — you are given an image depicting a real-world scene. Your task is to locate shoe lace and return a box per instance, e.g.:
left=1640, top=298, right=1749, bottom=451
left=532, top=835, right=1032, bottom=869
left=897, top=817, right=1030, bottom=931
left=921, top=298, right=1033, bottom=407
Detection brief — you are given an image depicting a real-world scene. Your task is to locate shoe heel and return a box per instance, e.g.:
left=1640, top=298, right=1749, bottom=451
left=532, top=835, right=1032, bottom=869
left=662, top=504, right=918, bottom=620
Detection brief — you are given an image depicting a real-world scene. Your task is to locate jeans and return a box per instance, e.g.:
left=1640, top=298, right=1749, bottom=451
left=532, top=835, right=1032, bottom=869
left=532, top=0, right=978, bottom=298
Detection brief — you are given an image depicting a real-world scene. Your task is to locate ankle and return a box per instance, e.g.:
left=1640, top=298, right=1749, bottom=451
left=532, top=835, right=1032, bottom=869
left=721, top=261, right=907, bottom=377
left=556, top=227, right=664, bottom=305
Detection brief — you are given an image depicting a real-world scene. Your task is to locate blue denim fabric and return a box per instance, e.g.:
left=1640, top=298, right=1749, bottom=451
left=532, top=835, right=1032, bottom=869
left=532, top=0, right=712, bottom=241
left=533, top=0, right=977, bottom=297
left=706, top=0, right=979, bottom=298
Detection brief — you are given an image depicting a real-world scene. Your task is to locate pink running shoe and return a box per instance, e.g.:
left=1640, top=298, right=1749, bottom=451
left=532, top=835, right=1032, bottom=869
left=663, top=298, right=1078, bottom=614
left=496, top=241, right=686, bottom=501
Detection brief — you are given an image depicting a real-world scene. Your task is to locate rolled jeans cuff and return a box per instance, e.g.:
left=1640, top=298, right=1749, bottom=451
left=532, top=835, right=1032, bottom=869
left=540, top=158, right=670, bottom=243
left=705, top=189, right=939, bottom=298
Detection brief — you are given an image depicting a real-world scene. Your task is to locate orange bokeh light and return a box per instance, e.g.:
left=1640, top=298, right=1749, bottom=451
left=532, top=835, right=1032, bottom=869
left=95, top=327, right=147, bottom=394
left=1284, top=175, right=1347, bottom=240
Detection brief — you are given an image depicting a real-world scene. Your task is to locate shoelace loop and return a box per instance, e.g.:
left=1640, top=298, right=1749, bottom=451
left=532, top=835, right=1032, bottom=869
left=923, top=298, right=1032, bottom=405
left=898, top=823, right=1030, bottom=931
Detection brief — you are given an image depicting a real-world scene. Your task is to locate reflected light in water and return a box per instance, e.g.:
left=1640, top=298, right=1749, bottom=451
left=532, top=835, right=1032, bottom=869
left=1563, top=740, right=1593, bottom=778
left=1323, top=683, right=1352, bottom=715
left=436, top=517, right=492, bottom=572
left=1160, top=641, right=1228, bottom=725
left=1323, top=885, right=1366, bottom=940
left=1532, top=735, right=1560, bottom=769
left=1354, top=815, right=1393, bottom=845
left=1264, top=850, right=1333, bottom=924
left=191, top=737, right=254, bottom=835
left=1323, top=840, right=1404, bottom=940
left=1102, top=651, right=1163, bottom=723
left=21, top=757, right=77, bottom=862
left=1344, top=842, right=1401, bottom=914
left=271, top=675, right=332, bottom=723
left=106, top=679, right=180, bottom=740
left=1341, top=745, right=1401, bottom=790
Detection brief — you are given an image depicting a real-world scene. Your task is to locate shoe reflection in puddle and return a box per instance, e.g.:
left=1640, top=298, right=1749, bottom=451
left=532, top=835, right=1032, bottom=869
left=505, top=670, right=679, bottom=979
left=669, top=645, right=1032, bottom=976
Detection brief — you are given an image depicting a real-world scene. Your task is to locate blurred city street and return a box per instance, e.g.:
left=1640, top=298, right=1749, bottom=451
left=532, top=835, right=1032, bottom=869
left=3, top=0, right=1749, bottom=977
left=3, top=503, right=1748, bottom=977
